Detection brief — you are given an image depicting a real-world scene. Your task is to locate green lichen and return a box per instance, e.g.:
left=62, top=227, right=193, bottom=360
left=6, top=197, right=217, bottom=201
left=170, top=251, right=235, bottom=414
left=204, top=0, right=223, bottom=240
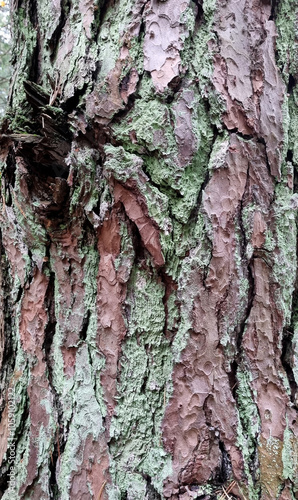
left=104, top=143, right=171, bottom=234
left=292, top=323, right=298, bottom=390
left=111, top=75, right=177, bottom=158
left=48, top=144, right=105, bottom=443
left=55, top=3, right=98, bottom=100
left=171, top=215, right=212, bottom=358
left=181, top=0, right=217, bottom=85
left=288, top=89, right=298, bottom=166
left=68, top=144, right=102, bottom=218
left=12, top=179, right=48, bottom=261
left=180, top=0, right=225, bottom=129
left=272, top=165, right=297, bottom=327
left=166, top=291, right=179, bottom=332
left=111, top=74, right=213, bottom=224
left=263, top=228, right=276, bottom=253
left=58, top=345, right=106, bottom=499
left=0, top=156, right=47, bottom=282
left=8, top=7, right=37, bottom=117
left=81, top=243, right=106, bottom=416
left=220, top=229, right=249, bottom=352
left=114, top=220, right=135, bottom=279
left=275, top=1, right=298, bottom=82
left=7, top=357, right=29, bottom=437
left=282, top=421, right=298, bottom=490
left=50, top=277, right=74, bottom=422
left=109, top=266, right=173, bottom=497
left=36, top=422, right=53, bottom=469
left=128, top=35, right=144, bottom=73
left=1, top=419, right=31, bottom=500
left=1, top=356, right=31, bottom=498
left=97, top=0, right=137, bottom=78
left=235, top=370, right=261, bottom=500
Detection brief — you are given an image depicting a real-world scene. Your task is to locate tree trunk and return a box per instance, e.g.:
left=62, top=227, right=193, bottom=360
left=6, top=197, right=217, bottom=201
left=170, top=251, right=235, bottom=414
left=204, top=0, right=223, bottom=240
left=0, top=0, right=297, bottom=498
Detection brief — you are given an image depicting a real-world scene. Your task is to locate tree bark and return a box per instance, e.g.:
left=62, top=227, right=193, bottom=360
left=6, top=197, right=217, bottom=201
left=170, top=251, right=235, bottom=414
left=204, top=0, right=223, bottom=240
left=0, top=0, right=297, bottom=499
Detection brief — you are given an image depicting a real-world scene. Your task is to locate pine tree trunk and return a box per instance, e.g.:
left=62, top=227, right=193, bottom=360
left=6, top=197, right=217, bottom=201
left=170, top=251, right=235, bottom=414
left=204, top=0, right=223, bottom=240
left=0, top=0, right=297, bottom=498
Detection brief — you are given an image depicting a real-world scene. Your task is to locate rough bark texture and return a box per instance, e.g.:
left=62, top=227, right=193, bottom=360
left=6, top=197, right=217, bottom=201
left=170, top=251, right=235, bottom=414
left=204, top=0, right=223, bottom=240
left=0, top=0, right=298, bottom=499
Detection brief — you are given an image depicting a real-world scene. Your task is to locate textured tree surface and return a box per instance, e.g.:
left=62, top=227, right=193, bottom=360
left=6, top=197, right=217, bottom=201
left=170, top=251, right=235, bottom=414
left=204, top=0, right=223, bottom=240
left=0, top=0, right=298, bottom=499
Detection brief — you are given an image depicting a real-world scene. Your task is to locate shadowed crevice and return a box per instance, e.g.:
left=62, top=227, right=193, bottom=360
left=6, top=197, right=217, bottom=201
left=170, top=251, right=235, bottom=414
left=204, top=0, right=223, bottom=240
left=42, top=271, right=62, bottom=497
left=287, top=74, right=296, bottom=94
left=281, top=328, right=298, bottom=408
left=80, top=310, right=90, bottom=342
left=269, top=0, right=279, bottom=21
left=214, top=441, right=232, bottom=486
left=144, top=475, right=162, bottom=500
left=48, top=0, right=71, bottom=62
left=0, top=232, right=16, bottom=420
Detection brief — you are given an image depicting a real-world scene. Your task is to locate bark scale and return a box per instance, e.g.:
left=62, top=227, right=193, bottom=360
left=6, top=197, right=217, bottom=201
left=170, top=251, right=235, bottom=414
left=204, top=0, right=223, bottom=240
left=0, top=0, right=297, bottom=499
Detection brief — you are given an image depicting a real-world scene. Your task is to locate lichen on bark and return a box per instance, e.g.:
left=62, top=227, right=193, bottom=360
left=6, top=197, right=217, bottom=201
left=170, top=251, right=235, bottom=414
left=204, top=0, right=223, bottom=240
left=0, top=0, right=297, bottom=499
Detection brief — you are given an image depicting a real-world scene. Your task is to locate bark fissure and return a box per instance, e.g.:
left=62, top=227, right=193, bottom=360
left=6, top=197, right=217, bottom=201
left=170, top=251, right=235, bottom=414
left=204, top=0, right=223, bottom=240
left=0, top=234, right=15, bottom=419
left=43, top=271, right=57, bottom=387
left=48, top=0, right=71, bottom=62
left=281, top=328, right=298, bottom=408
